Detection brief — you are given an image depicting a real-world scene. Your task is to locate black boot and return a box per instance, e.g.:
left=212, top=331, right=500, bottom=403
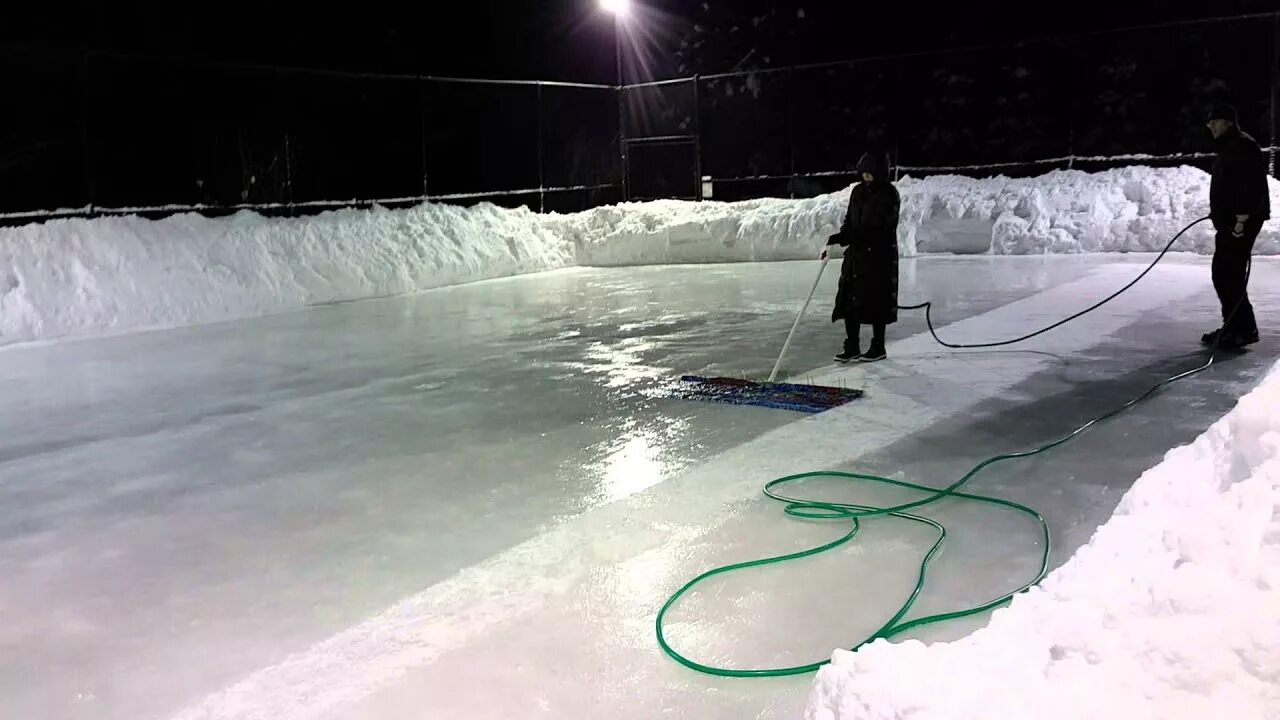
left=860, top=324, right=887, bottom=362
left=836, top=321, right=861, bottom=363
left=859, top=341, right=887, bottom=362
left=1219, top=329, right=1260, bottom=350
left=834, top=343, right=860, bottom=364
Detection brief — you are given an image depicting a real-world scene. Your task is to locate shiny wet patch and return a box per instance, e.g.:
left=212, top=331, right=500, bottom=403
left=657, top=375, right=864, bottom=413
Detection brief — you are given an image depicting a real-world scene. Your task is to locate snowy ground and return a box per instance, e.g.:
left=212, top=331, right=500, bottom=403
left=808, top=359, right=1280, bottom=720
left=2, top=254, right=1277, bottom=719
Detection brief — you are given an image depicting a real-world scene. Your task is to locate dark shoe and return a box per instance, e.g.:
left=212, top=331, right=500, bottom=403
left=1201, top=328, right=1222, bottom=346
left=859, top=344, right=887, bottom=363
left=1218, top=330, right=1260, bottom=350
left=834, top=350, right=859, bottom=364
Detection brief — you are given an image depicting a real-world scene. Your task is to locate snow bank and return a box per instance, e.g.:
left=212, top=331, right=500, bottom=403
left=551, top=193, right=842, bottom=266
left=558, top=165, right=1280, bottom=264
left=0, top=204, right=573, bottom=345
left=806, top=361, right=1280, bottom=720
left=2, top=165, right=1278, bottom=345
left=902, top=166, right=1280, bottom=256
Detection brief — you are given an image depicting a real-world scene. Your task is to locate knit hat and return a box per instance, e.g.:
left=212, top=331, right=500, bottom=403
left=1208, top=104, right=1238, bottom=124
left=855, top=151, right=889, bottom=180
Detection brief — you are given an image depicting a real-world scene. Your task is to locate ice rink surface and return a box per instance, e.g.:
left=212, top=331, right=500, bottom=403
left=0, top=256, right=1276, bottom=720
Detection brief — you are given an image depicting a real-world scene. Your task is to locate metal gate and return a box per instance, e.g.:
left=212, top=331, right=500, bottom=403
left=623, top=136, right=701, bottom=201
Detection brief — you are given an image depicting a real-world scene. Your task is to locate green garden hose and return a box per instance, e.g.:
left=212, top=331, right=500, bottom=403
left=657, top=216, right=1234, bottom=677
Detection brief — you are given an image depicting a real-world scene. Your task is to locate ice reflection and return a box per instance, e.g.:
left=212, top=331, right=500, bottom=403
left=587, top=417, right=692, bottom=507
left=601, top=434, right=660, bottom=502
left=582, top=336, right=669, bottom=389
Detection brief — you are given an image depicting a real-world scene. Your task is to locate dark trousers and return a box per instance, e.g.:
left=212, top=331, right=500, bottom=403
left=1212, top=221, right=1261, bottom=337
left=844, top=319, right=885, bottom=352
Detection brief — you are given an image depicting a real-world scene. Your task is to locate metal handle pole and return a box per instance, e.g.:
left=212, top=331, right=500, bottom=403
left=768, top=257, right=830, bottom=383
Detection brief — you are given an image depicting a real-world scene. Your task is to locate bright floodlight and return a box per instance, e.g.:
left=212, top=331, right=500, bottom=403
left=600, top=0, right=631, bottom=17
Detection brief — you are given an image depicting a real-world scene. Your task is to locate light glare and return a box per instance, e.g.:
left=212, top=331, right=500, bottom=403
left=600, top=0, right=631, bottom=18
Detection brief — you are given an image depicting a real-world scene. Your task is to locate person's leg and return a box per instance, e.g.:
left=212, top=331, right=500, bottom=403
left=848, top=319, right=861, bottom=347
left=861, top=323, right=887, bottom=361
left=1212, top=228, right=1232, bottom=319
left=835, top=318, right=861, bottom=362
left=1215, top=224, right=1260, bottom=344
left=1208, top=228, right=1239, bottom=343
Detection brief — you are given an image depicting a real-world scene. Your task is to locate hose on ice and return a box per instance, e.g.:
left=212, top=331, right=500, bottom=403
left=656, top=216, right=1250, bottom=677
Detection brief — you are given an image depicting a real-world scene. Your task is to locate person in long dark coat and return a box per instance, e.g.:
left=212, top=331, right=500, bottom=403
left=1202, top=103, right=1268, bottom=349
left=824, top=151, right=900, bottom=363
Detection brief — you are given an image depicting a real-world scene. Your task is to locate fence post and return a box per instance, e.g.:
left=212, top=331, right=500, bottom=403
left=1067, top=36, right=1078, bottom=170
left=78, top=50, right=97, bottom=214
left=893, top=56, right=903, bottom=181
left=693, top=76, right=703, bottom=200
left=284, top=131, right=294, bottom=212
left=537, top=82, right=545, bottom=212
left=273, top=68, right=294, bottom=213
left=787, top=67, right=796, bottom=198
left=419, top=75, right=430, bottom=198
left=618, top=84, right=628, bottom=202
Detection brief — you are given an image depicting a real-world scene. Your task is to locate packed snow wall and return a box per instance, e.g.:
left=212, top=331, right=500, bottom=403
left=0, top=204, right=575, bottom=346
left=2, top=166, right=1278, bottom=346
left=806, top=359, right=1280, bottom=720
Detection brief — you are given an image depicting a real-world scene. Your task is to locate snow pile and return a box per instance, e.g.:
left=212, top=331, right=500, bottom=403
left=557, top=166, right=1280, bottom=265
left=2, top=165, right=1278, bottom=345
left=900, top=166, right=1280, bottom=256
left=0, top=203, right=573, bottom=345
left=806, top=361, right=1280, bottom=720
left=549, top=193, right=841, bottom=266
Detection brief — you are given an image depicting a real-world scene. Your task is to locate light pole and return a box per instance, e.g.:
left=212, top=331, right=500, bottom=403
left=600, top=0, right=632, bottom=86
left=600, top=0, right=632, bottom=200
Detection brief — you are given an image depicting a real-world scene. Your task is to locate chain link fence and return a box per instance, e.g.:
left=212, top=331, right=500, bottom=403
left=622, top=12, right=1280, bottom=203
left=0, top=49, right=621, bottom=222
left=3, top=12, right=1278, bottom=222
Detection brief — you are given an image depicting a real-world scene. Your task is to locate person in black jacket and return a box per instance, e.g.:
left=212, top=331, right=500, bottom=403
left=824, top=151, right=900, bottom=363
left=1203, top=104, right=1268, bottom=349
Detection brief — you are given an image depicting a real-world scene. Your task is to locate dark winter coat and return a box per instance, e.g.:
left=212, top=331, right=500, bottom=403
left=830, top=177, right=901, bottom=325
left=1211, top=127, right=1271, bottom=231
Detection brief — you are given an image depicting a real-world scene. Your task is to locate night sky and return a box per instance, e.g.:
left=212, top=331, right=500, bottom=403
left=5, top=1, right=1276, bottom=84
left=4, top=0, right=1277, bottom=216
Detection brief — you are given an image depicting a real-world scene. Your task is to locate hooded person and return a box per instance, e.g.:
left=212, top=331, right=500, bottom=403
left=824, top=151, right=901, bottom=363
left=1203, top=103, right=1268, bottom=349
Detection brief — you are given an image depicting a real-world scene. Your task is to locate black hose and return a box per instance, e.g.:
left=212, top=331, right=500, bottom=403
left=899, top=217, right=1213, bottom=348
